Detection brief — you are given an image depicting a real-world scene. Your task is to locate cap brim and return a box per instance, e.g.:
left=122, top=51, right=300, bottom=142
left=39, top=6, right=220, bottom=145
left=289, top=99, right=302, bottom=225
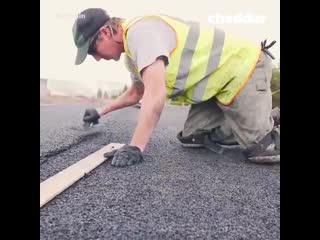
left=74, top=40, right=90, bottom=65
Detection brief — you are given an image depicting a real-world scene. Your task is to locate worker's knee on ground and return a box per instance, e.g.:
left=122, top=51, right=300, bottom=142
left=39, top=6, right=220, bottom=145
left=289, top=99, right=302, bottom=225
left=242, top=126, right=280, bottom=158
left=222, top=109, right=273, bottom=148
left=235, top=124, right=273, bottom=148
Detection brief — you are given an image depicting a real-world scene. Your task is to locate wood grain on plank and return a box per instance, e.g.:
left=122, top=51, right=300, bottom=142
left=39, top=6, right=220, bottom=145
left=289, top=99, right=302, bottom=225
left=40, top=143, right=124, bottom=208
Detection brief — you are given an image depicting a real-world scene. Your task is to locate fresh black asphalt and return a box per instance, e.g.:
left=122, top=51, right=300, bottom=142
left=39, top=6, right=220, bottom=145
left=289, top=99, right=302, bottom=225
left=40, top=103, right=280, bottom=240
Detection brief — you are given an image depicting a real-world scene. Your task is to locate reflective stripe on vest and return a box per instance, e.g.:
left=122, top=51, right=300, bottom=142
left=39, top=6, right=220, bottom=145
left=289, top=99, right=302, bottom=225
left=169, top=21, right=226, bottom=103
left=170, top=21, right=199, bottom=99
left=192, top=28, right=224, bottom=102
left=171, top=26, right=225, bottom=102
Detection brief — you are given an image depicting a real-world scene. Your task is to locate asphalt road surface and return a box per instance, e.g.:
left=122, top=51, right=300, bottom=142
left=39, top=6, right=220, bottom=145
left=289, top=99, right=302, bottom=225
left=40, top=102, right=280, bottom=240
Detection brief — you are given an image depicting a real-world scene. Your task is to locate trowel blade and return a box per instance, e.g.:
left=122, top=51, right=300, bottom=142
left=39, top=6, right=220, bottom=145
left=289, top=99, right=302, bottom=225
left=70, top=122, right=105, bottom=132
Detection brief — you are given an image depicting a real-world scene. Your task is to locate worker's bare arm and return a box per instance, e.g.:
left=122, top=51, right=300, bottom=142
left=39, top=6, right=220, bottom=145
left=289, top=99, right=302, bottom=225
left=129, top=57, right=167, bottom=151
left=97, top=81, right=144, bottom=116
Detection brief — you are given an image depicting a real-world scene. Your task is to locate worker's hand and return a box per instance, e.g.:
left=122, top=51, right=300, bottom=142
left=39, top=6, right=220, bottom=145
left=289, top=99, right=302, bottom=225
left=83, top=108, right=100, bottom=124
left=107, top=145, right=144, bottom=167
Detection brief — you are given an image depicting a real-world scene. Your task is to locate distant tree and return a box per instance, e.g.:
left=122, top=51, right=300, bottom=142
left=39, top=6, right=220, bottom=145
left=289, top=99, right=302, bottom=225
left=103, top=91, right=109, bottom=99
left=271, top=67, right=280, bottom=108
left=97, top=88, right=102, bottom=99
left=110, top=92, right=118, bottom=99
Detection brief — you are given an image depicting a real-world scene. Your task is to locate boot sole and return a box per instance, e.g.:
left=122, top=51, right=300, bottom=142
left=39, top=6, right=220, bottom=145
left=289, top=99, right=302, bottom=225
left=181, top=143, right=204, bottom=148
left=248, top=155, right=280, bottom=164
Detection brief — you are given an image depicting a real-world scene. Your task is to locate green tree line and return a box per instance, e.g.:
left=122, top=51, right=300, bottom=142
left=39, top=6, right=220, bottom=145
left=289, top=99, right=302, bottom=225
left=271, top=66, right=280, bottom=108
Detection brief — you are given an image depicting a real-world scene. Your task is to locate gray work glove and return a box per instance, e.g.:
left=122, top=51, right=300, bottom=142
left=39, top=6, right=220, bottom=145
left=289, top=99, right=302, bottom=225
left=104, top=145, right=144, bottom=167
left=83, top=108, right=100, bottom=124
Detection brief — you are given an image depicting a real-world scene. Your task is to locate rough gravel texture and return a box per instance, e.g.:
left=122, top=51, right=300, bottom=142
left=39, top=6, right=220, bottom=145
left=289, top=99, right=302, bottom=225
left=40, top=103, right=280, bottom=240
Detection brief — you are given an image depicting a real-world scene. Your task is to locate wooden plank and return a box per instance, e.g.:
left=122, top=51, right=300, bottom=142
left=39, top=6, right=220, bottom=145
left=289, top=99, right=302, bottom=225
left=40, top=143, right=124, bottom=208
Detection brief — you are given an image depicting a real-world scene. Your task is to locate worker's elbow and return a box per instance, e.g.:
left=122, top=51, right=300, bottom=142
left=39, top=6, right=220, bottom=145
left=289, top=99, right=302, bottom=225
left=127, top=89, right=141, bottom=103
left=133, top=92, right=143, bottom=103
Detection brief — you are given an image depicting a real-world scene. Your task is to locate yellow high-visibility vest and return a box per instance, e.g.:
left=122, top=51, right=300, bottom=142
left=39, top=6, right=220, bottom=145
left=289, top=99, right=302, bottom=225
left=121, top=15, right=261, bottom=106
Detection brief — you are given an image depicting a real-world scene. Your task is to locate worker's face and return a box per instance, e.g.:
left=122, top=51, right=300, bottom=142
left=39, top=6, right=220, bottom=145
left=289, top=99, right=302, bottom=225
left=88, top=26, right=124, bottom=61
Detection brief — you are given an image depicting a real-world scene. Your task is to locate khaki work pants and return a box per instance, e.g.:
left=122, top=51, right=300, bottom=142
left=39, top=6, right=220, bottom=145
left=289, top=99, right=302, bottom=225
left=182, top=52, right=274, bottom=148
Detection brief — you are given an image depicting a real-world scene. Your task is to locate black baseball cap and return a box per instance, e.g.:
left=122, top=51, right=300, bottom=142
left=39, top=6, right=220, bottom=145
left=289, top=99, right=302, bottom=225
left=72, top=8, right=110, bottom=65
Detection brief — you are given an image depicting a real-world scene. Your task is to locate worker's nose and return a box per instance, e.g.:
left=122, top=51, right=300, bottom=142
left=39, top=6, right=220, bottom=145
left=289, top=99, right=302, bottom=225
left=93, top=55, right=101, bottom=62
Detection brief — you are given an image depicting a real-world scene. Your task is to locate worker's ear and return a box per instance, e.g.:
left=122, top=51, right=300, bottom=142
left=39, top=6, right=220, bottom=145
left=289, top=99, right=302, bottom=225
left=100, top=26, right=112, bottom=38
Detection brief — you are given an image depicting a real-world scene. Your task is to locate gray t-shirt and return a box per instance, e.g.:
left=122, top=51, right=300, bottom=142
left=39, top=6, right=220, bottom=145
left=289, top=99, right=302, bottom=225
left=125, top=18, right=177, bottom=83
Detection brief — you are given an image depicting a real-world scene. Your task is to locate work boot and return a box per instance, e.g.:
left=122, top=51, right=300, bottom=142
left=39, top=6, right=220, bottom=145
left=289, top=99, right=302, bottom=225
left=177, top=130, right=241, bottom=151
left=203, top=130, right=242, bottom=154
left=176, top=130, right=208, bottom=148
left=243, top=126, right=280, bottom=164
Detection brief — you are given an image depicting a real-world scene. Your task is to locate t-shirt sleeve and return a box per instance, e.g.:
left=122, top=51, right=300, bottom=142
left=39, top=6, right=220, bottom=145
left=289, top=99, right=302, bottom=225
left=126, top=18, right=176, bottom=74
